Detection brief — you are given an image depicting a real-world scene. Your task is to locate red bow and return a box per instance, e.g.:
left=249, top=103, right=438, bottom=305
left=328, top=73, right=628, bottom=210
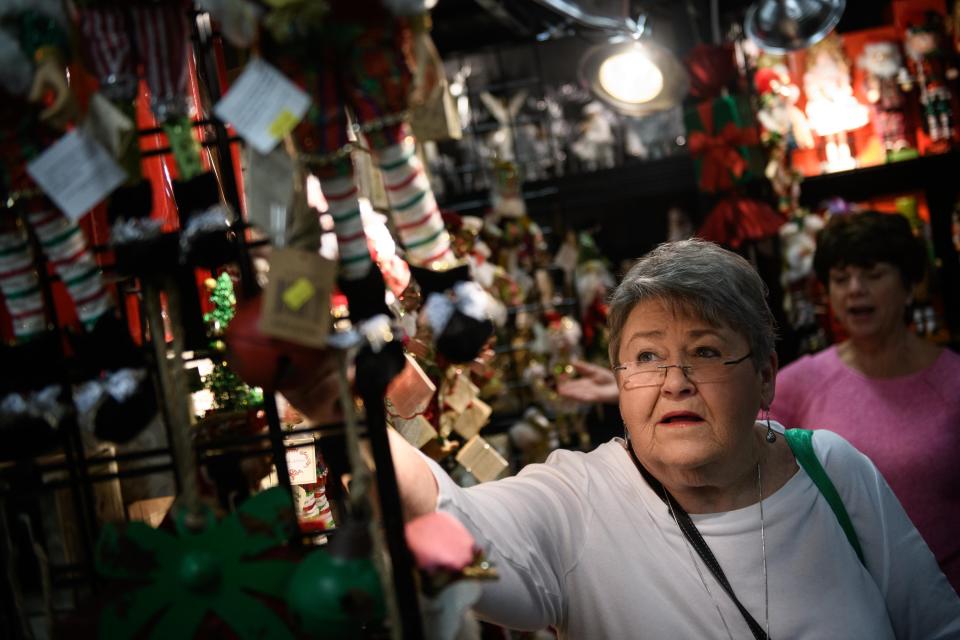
left=696, top=196, right=785, bottom=249
left=688, top=102, right=759, bottom=193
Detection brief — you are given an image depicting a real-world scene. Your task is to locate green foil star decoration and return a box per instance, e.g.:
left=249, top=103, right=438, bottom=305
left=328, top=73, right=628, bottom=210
left=96, top=488, right=298, bottom=640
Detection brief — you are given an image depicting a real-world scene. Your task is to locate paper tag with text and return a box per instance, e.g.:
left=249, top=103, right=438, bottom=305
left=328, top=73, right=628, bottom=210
left=259, top=247, right=335, bottom=348
left=391, top=415, right=438, bottom=449
left=285, top=436, right=317, bottom=485
left=214, top=58, right=310, bottom=154
left=456, top=435, right=508, bottom=483
left=245, top=146, right=296, bottom=242
left=26, top=129, right=126, bottom=221
left=82, top=92, right=135, bottom=161
left=453, top=398, right=492, bottom=440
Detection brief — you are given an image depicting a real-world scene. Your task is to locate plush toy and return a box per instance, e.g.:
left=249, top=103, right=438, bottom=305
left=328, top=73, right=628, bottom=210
left=857, top=41, right=914, bottom=158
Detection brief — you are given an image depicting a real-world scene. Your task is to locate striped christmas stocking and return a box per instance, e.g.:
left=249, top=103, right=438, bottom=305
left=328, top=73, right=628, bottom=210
left=374, top=131, right=494, bottom=363
left=320, top=172, right=372, bottom=281
left=0, top=223, right=45, bottom=341
left=376, top=133, right=455, bottom=270
left=26, top=208, right=112, bottom=330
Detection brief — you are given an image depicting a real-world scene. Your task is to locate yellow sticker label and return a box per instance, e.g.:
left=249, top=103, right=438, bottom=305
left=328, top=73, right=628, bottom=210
left=268, top=108, right=299, bottom=139
left=282, top=277, right=315, bottom=311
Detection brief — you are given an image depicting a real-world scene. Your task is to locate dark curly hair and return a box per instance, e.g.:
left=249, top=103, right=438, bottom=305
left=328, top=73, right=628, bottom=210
left=813, top=211, right=927, bottom=287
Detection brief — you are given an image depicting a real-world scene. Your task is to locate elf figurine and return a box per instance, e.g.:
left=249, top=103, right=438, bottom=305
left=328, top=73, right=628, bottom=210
left=200, top=0, right=495, bottom=361
left=903, top=11, right=957, bottom=150
left=70, top=0, right=234, bottom=272
left=0, top=0, right=157, bottom=449
left=754, top=63, right=811, bottom=215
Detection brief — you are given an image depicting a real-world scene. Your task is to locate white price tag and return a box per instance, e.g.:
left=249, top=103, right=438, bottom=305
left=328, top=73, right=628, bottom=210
left=214, top=58, right=310, bottom=154
left=26, top=129, right=126, bottom=222
left=285, top=436, right=317, bottom=485
left=245, top=146, right=296, bottom=240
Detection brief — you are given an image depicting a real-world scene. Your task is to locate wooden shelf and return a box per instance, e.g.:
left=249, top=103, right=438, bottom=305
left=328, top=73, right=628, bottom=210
left=799, top=152, right=960, bottom=206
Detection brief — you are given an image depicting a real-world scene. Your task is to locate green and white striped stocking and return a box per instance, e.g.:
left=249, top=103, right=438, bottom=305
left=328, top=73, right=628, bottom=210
left=377, top=136, right=455, bottom=269
left=27, top=209, right=112, bottom=330
left=0, top=225, right=45, bottom=340
left=322, top=173, right=372, bottom=281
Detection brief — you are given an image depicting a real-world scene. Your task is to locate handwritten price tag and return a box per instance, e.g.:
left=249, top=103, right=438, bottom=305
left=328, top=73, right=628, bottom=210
left=26, top=129, right=125, bottom=221
left=214, top=58, right=310, bottom=154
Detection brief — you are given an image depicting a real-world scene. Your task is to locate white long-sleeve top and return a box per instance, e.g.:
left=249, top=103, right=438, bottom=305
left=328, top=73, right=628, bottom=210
left=425, top=425, right=960, bottom=638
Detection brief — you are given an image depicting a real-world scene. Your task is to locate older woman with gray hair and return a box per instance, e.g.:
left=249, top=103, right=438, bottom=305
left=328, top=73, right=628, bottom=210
left=384, top=240, right=960, bottom=637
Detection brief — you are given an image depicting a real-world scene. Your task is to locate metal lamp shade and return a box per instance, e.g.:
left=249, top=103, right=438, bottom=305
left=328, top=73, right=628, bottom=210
left=745, top=0, right=846, bottom=53
left=579, top=39, right=689, bottom=117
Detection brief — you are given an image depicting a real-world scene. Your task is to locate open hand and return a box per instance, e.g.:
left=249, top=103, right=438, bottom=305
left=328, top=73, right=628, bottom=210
left=556, top=359, right=619, bottom=405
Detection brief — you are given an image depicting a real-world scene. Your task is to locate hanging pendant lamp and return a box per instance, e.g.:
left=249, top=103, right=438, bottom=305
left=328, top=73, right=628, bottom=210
left=579, top=35, right=689, bottom=116
left=745, top=0, right=846, bottom=53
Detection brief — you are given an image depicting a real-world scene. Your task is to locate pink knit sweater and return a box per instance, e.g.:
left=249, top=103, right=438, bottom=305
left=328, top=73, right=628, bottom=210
left=772, top=345, right=960, bottom=592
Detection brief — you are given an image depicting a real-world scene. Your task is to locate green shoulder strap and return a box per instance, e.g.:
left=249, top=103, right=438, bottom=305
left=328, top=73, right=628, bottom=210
left=783, top=428, right=866, bottom=566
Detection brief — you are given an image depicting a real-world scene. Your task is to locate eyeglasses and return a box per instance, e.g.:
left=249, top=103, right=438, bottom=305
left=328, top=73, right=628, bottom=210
left=613, top=352, right=753, bottom=389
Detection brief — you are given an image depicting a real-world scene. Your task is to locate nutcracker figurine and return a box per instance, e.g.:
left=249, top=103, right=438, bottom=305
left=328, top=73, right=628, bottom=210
left=903, top=11, right=957, bottom=149
left=857, top=41, right=915, bottom=158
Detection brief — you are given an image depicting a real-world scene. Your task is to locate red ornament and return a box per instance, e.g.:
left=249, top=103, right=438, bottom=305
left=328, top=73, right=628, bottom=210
left=225, top=295, right=330, bottom=391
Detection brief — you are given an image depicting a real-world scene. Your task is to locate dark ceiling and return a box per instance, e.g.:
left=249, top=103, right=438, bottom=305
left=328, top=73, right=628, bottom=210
left=431, top=0, right=899, bottom=57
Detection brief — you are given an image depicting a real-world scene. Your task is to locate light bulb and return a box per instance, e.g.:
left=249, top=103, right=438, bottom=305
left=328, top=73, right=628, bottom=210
left=597, top=47, right=664, bottom=104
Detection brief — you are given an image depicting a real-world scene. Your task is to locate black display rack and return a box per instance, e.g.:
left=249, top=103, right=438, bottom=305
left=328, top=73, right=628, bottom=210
left=0, top=9, right=425, bottom=639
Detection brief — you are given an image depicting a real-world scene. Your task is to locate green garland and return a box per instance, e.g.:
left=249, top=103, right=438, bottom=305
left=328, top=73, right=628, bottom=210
left=203, top=273, right=262, bottom=413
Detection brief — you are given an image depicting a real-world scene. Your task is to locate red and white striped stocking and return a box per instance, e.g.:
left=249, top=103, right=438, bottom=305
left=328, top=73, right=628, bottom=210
left=322, top=173, right=372, bottom=281
left=0, top=225, right=45, bottom=340
left=376, top=134, right=455, bottom=269
left=27, top=210, right=112, bottom=330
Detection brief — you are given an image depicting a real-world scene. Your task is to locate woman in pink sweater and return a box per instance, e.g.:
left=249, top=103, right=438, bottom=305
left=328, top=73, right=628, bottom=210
left=772, top=210, right=960, bottom=592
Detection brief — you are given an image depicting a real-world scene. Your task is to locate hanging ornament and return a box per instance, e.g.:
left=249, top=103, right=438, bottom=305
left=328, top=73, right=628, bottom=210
left=286, top=522, right=386, bottom=638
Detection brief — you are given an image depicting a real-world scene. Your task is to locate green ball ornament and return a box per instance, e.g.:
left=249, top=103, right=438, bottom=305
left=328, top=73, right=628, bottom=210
left=286, top=549, right=386, bottom=639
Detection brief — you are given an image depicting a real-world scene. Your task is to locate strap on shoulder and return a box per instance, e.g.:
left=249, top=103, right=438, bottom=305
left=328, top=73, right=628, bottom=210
left=783, top=428, right=866, bottom=566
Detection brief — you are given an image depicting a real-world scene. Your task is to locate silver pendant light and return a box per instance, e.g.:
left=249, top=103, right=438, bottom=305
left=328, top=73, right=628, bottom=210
left=529, top=1, right=688, bottom=116
left=745, top=0, right=846, bottom=53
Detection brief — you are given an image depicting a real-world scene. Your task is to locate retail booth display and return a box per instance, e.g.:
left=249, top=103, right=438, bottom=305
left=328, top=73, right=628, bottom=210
left=1, top=1, right=959, bottom=638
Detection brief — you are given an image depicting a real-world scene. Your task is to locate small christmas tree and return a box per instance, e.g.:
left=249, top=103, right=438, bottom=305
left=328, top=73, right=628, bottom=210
left=203, top=273, right=262, bottom=414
